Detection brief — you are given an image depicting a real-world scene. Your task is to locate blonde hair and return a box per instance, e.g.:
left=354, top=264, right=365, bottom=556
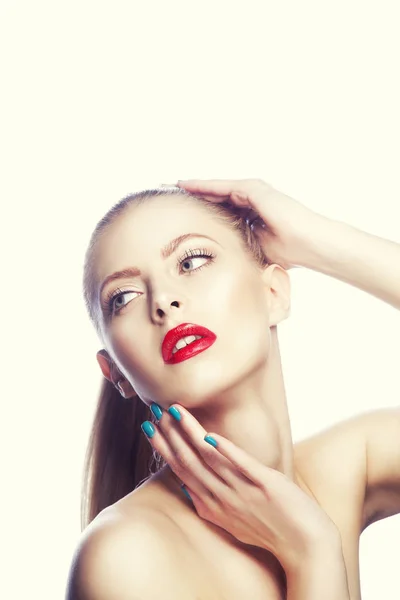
left=81, top=187, right=270, bottom=530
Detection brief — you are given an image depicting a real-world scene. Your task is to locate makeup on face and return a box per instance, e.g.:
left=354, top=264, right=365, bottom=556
left=161, top=322, right=217, bottom=365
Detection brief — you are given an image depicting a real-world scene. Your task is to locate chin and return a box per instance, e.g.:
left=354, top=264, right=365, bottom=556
left=139, top=338, right=269, bottom=407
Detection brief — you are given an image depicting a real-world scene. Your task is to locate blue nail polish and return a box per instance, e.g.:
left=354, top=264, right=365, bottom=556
left=141, top=421, right=155, bottom=438
left=167, top=406, right=181, bottom=421
left=150, top=402, right=163, bottom=420
left=181, top=485, right=192, bottom=501
left=204, top=435, right=218, bottom=448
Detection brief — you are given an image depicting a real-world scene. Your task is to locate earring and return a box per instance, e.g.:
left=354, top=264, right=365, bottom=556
left=115, top=377, right=137, bottom=400
left=116, top=379, right=124, bottom=395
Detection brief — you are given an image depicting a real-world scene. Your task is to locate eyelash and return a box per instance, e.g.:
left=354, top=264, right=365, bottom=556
left=103, top=247, right=216, bottom=316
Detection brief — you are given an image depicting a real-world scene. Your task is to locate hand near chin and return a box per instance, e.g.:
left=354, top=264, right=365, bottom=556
left=173, top=178, right=325, bottom=271
left=141, top=403, right=340, bottom=574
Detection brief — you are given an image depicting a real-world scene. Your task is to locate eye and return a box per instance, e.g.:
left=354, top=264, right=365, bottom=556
left=177, top=248, right=216, bottom=274
left=104, top=288, right=139, bottom=316
left=179, top=255, right=210, bottom=272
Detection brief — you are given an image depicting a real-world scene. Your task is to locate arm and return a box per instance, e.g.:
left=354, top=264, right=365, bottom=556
left=297, top=216, right=400, bottom=310
left=338, top=407, right=400, bottom=529
left=283, top=532, right=350, bottom=600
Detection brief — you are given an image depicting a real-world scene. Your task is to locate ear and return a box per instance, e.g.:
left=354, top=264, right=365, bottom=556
left=96, top=349, right=114, bottom=382
left=261, top=264, right=291, bottom=327
left=96, top=349, right=136, bottom=399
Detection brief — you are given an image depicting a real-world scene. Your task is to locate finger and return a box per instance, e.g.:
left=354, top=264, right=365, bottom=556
left=177, top=179, right=246, bottom=197
left=192, top=193, right=230, bottom=204
left=149, top=412, right=228, bottom=501
left=179, top=179, right=254, bottom=209
left=160, top=183, right=231, bottom=205
left=204, top=431, right=274, bottom=494
left=166, top=405, right=251, bottom=490
left=142, top=419, right=213, bottom=500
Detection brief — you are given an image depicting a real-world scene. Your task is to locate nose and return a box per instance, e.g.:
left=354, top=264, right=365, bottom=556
left=153, top=299, right=180, bottom=320
left=150, top=288, right=183, bottom=323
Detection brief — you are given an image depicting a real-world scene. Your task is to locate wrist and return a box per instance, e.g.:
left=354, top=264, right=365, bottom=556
left=281, top=525, right=342, bottom=580
left=286, top=210, right=336, bottom=269
left=284, top=533, right=350, bottom=600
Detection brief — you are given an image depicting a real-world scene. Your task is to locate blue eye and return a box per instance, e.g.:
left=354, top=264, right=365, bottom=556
left=177, top=248, right=216, bottom=274
left=104, top=288, right=139, bottom=315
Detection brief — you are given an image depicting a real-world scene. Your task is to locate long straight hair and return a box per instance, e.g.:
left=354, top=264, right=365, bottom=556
left=81, top=187, right=270, bottom=530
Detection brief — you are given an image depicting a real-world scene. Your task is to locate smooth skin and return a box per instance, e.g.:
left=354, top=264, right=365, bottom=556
left=141, top=401, right=339, bottom=574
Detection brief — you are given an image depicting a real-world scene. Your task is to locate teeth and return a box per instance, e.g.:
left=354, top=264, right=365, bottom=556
left=172, top=335, right=202, bottom=355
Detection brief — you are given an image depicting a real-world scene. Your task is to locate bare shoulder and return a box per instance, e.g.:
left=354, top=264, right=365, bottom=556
left=294, top=412, right=368, bottom=475
left=293, top=413, right=368, bottom=529
left=65, top=505, right=200, bottom=600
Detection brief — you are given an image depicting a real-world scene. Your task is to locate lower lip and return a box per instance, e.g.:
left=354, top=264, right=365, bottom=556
left=165, top=337, right=216, bottom=364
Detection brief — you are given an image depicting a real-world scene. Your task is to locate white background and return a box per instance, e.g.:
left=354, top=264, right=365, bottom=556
left=1, top=1, right=399, bottom=598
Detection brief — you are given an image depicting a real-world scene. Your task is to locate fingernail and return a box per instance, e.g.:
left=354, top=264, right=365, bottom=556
left=204, top=435, right=218, bottom=448
left=150, top=402, right=163, bottom=420
left=141, top=421, right=155, bottom=438
left=181, top=484, right=192, bottom=501
left=167, top=406, right=181, bottom=421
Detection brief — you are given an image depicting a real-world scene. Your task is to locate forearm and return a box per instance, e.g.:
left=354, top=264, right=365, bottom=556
left=297, top=215, right=400, bottom=310
left=284, top=536, right=350, bottom=600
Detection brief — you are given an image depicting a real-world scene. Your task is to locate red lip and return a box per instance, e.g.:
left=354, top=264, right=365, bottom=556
left=161, top=322, right=217, bottom=364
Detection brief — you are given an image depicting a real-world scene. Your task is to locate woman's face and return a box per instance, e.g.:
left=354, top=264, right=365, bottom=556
left=93, top=195, right=276, bottom=408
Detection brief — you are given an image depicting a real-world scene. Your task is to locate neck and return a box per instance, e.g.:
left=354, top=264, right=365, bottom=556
left=164, top=328, right=298, bottom=492
left=194, top=327, right=295, bottom=478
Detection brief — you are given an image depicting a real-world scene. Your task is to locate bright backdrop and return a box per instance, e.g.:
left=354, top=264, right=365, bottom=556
left=1, top=1, right=399, bottom=598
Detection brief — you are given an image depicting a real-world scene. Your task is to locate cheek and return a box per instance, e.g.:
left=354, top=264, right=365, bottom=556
left=209, top=268, right=266, bottom=318
left=208, top=269, right=270, bottom=345
left=107, top=324, right=150, bottom=378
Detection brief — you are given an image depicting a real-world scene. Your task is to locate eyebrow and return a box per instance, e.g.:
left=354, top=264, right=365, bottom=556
left=99, top=233, right=220, bottom=297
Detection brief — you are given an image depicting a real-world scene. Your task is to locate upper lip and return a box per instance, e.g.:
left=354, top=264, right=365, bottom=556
left=161, top=322, right=216, bottom=362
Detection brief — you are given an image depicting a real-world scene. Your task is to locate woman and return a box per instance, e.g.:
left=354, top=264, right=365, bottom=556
left=67, top=179, right=400, bottom=600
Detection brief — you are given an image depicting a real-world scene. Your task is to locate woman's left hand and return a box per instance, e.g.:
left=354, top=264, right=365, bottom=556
left=172, top=178, right=326, bottom=271
left=142, top=404, right=340, bottom=573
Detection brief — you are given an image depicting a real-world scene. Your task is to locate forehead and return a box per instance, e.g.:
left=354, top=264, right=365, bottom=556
left=93, top=196, right=239, bottom=285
